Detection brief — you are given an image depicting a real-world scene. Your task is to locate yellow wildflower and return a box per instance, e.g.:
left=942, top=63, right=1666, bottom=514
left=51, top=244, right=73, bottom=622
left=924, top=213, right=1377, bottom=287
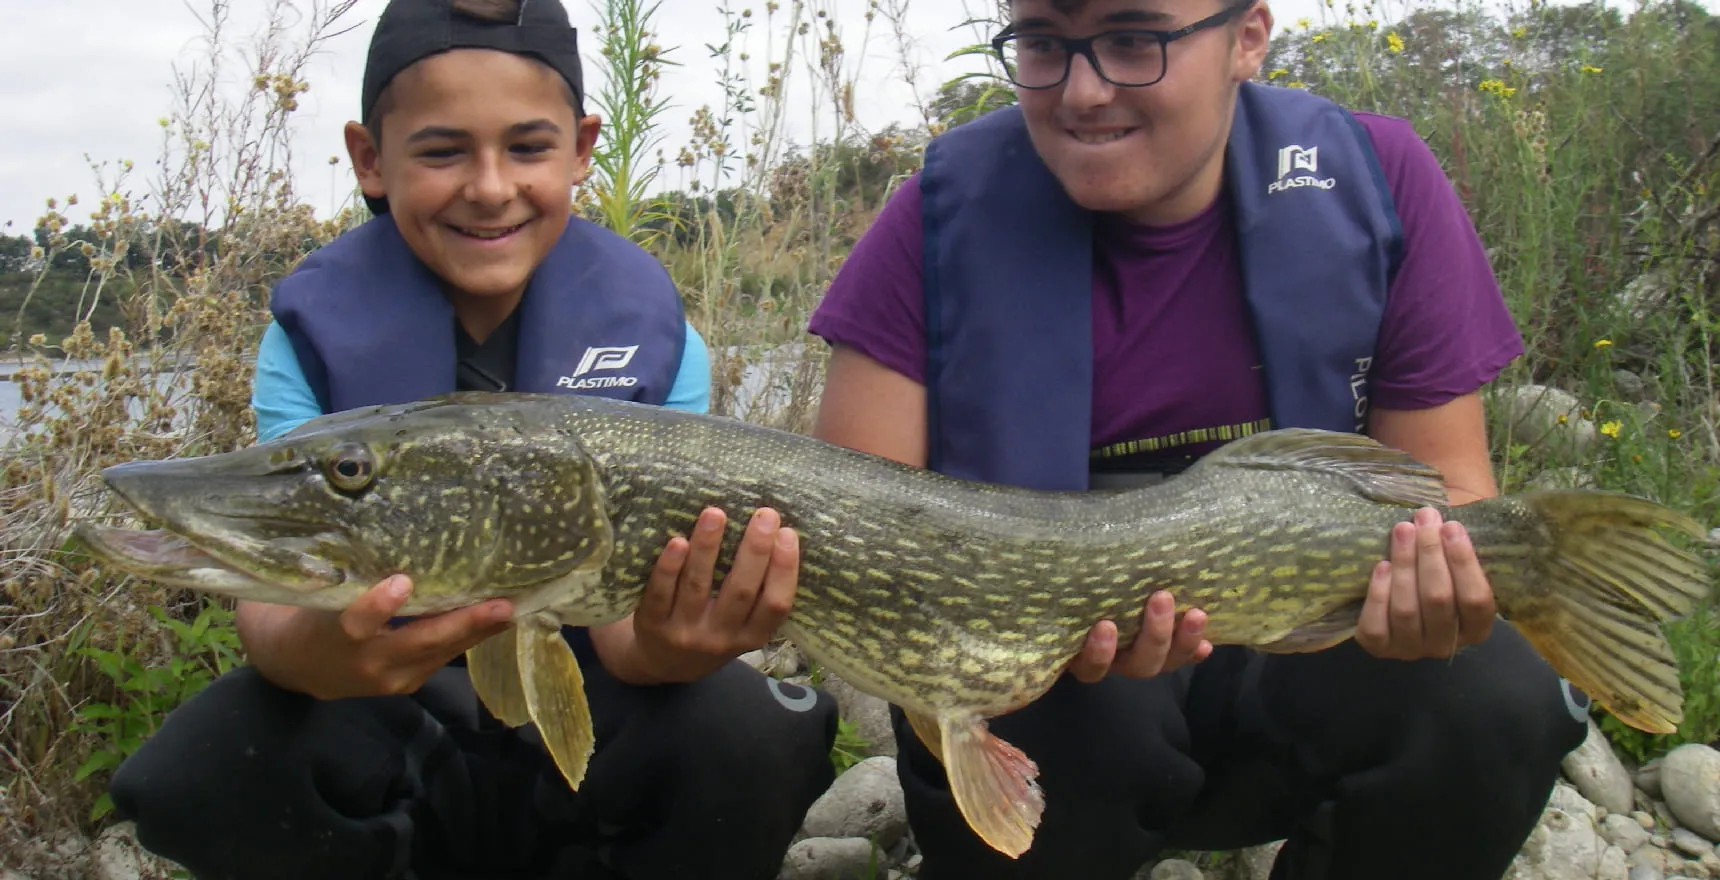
left=1386, top=32, right=1404, bottom=53
left=1593, top=338, right=1613, bottom=348
left=1312, top=33, right=1327, bottom=42
left=1582, top=65, right=1602, bottom=74
left=1269, top=68, right=1290, bottom=80
left=1297, top=16, right=1311, bottom=28
left=1286, top=81, right=1309, bottom=89
left=1669, top=428, right=1684, bottom=439
left=1478, top=79, right=1517, bottom=98
left=1600, top=420, right=1622, bottom=439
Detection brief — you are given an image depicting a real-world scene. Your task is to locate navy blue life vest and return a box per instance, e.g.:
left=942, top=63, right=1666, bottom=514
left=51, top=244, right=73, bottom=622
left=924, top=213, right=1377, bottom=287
left=270, top=214, right=687, bottom=413
left=919, top=81, right=1403, bottom=491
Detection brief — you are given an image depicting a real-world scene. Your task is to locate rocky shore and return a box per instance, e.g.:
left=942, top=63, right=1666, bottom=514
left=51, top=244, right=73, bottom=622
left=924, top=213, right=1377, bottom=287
left=11, top=626, right=1719, bottom=880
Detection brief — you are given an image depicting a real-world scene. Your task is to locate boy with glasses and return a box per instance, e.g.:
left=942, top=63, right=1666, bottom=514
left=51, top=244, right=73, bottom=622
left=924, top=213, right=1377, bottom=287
left=808, top=0, right=1589, bottom=878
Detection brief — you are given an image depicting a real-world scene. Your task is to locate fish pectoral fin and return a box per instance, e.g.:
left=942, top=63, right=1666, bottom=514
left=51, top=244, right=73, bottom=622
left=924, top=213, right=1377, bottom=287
left=904, top=709, right=945, bottom=764
left=517, top=614, right=596, bottom=790
left=1254, top=600, right=1363, bottom=654
left=942, top=713, right=1045, bottom=860
left=1200, top=428, right=1450, bottom=509
left=466, top=627, right=531, bottom=727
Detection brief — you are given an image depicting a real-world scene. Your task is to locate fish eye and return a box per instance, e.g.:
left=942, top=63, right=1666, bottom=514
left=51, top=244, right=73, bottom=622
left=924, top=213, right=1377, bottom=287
left=324, top=443, right=376, bottom=493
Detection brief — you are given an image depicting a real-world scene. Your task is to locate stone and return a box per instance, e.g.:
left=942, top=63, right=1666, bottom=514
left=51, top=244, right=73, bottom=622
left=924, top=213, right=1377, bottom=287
left=1563, top=718, right=1638, bottom=814
left=1675, top=828, right=1714, bottom=858
left=1662, top=745, right=1720, bottom=841
left=778, top=838, right=883, bottom=880
left=821, top=674, right=897, bottom=759
left=799, top=756, right=909, bottom=849
left=1604, top=812, right=1653, bottom=852
left=1149, top=860, right=1205, bottom=880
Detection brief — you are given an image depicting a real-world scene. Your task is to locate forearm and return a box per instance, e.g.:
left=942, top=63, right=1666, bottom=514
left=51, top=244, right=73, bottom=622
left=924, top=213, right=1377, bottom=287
left=235, top=599, right=315, bottom=694
left=1368, top=394, right=1500, bottom=508
left=588, top=617, right=672, bottom=686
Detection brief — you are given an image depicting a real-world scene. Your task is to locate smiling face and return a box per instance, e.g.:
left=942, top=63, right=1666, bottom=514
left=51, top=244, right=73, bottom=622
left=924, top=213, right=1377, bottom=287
left=344, top=48, right=601, bottom=336
left=1005, top=0, right=1272, bottom=226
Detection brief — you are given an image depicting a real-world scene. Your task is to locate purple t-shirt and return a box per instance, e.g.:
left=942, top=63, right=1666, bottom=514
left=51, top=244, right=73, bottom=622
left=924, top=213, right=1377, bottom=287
left=807, top=110, right=1523, bottom=470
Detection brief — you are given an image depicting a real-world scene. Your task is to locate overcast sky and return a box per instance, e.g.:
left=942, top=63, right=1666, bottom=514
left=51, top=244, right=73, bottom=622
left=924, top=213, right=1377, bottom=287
left=4, top=0, right=1440, bottom=234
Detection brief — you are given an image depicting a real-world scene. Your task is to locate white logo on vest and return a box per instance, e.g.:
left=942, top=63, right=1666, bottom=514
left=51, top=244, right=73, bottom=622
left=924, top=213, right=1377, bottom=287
left=1268, top=143, right=1337, bottom=195
left=558, top=345, right=641, bottom=390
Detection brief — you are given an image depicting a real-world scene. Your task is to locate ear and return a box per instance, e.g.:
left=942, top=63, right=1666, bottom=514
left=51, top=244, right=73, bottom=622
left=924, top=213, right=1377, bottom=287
left=344, top=121, right=388, bottom=202
left=570, top=114, right=603, bottom=187
left=1231, top=1, right=1275, bottom=82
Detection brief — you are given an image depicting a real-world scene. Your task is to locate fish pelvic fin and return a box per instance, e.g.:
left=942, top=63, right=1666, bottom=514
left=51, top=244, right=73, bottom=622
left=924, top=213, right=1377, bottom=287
left=466, top=627, right=531, bottom=727
left=518, top=614, right=596, bottom=789
left=905, top=709, right=944, bottom=764
left=942, top=713, right=1045, bottom=860
left=1200, top=428, right=1450, bottom=508
left=1483, top=490, right=1712, bottom=735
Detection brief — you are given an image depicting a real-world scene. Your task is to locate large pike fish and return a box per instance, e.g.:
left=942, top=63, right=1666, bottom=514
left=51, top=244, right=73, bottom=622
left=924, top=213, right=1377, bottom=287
left=73, top=391, right=1713, bottom=858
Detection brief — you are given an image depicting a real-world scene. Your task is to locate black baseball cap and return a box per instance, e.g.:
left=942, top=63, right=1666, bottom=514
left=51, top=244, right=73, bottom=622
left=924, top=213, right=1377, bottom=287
left=358, top=0, right=587, bottom=215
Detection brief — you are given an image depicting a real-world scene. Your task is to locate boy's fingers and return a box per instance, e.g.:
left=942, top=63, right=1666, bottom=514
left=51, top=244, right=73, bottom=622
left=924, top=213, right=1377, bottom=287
left=713, top=509, right=780, bottom=632
left=743, top=526, right=799, bottom=642
left=639, top=536, right=690, bottom=622
left=674, top=508, right=726, bottom=619
left=341, top=575, right=413, bottom=641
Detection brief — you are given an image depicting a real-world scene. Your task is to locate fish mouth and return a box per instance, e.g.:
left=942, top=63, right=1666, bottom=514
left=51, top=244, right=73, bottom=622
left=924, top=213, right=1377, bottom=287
left=74, top=519, right=347, bottom=598
left=74, top=456, right=350, bottom=601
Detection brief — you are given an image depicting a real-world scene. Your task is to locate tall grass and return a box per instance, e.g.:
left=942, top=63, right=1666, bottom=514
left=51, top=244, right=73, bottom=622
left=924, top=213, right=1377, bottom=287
left=1, top=0, right=1717, bottom=871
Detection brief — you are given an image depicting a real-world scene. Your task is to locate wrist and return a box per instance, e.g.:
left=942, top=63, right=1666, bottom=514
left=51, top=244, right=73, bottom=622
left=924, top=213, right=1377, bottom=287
left=235, top=600, right=316, bottom=695
left=590, top=618, right=673, bottom=686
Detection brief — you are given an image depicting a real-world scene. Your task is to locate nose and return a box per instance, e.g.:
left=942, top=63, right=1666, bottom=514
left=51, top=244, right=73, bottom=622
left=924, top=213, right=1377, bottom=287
left=464, top=148, right=515, bottom=208
left=1061, top=50, right=1116, bottom=111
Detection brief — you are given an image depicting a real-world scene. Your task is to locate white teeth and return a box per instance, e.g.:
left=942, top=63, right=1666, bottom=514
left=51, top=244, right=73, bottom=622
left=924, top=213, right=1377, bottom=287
left=1072, top=130, right=1131, bottom=145
left=457, top=224, right=522, bottom=239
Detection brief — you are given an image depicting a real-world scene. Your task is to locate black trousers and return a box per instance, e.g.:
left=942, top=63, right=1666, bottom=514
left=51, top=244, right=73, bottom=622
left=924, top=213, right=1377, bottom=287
left=108, top=630, right=840, bottom=880
left=896, top=622, right=1591, bottom=880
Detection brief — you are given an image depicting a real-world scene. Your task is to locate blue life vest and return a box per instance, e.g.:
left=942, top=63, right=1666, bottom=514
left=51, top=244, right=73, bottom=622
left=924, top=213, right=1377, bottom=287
left=270, top=215, right=687, bottom=412
left=919, top=81, right=1403, bottom=491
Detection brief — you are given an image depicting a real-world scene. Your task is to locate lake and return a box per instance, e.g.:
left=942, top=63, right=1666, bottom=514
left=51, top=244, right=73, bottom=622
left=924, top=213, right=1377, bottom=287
left=0, top=344, right=814, bottom=444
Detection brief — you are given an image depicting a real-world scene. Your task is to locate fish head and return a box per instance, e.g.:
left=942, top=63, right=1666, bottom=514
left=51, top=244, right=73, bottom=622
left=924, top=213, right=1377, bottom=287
left=74, top=395, right=615, bottom=612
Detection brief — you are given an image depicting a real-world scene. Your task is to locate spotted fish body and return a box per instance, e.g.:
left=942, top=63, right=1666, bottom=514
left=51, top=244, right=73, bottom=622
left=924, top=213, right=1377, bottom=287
left=75, top=391, right=1714, bottom=860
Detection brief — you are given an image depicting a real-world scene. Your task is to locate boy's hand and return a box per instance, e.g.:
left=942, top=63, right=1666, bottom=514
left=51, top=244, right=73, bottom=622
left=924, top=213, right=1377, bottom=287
left=1066, top=591, right=1211, bottom=683
left=239, top=575, right=514, bottom=700
left=595, top=506, right=800, bottom=685
left=1356, top=507, right=1496, bottom=660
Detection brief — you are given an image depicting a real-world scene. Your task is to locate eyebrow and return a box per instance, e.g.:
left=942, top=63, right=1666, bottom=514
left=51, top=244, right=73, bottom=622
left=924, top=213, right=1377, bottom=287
left=404, top=119, right=563, bottom=144
left=1012, top=9, right=1176, bottom=29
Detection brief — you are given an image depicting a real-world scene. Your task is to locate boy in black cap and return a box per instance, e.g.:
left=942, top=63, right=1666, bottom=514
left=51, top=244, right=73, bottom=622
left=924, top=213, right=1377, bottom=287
left=107, top=2, right=841, bottom=878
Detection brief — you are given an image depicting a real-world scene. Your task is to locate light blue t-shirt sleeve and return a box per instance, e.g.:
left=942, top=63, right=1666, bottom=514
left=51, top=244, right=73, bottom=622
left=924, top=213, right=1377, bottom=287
left=666, top=320, right=711, bottom=414
left=252, top=320, right=325, bottom=442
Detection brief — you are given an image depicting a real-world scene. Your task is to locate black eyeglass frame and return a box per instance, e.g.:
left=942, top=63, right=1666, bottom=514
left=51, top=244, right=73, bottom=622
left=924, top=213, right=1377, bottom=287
left=990, top=1, right=1257, bottom=90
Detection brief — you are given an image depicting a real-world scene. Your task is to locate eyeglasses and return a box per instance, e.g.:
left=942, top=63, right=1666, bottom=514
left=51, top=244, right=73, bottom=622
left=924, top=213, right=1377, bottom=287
left=991, top=1, right=1255, bottom=90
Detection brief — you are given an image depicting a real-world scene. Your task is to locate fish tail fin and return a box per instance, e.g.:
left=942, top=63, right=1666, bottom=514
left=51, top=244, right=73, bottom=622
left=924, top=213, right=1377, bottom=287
left=1475, top=490, right=1711, bottom=735
left=518, top=615, right=596, bottom=789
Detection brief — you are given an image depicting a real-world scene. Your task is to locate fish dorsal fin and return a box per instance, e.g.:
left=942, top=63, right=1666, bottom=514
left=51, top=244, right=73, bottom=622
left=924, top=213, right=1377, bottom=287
left=1200, top=428, right=1450, bottom=509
